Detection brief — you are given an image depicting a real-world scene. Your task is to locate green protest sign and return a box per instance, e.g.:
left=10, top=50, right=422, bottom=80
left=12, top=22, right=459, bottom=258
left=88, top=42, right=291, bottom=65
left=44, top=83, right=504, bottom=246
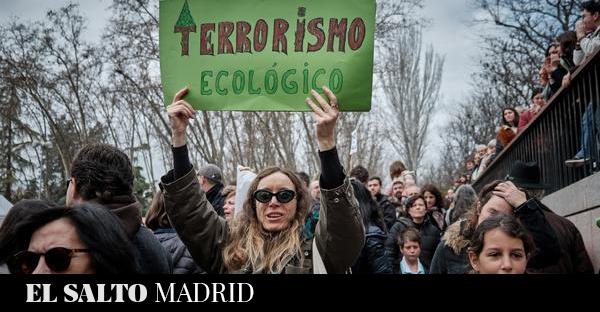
left=159, top=0, right=375, bottom=111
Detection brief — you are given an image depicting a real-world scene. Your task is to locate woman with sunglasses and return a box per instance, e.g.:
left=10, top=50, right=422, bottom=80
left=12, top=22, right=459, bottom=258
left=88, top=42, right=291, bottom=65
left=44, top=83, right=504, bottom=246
left=8, top=203, right=139, bottom=274
left=0, top=200, right=56, bottom=274
left=161, top=86, right=364, bottom=274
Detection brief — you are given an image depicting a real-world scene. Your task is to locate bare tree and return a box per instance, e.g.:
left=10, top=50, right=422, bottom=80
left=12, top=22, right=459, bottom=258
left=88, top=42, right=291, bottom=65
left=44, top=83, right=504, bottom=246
left=0, top=0, right=429, bottom=201
left=377, top=27, right=444, bottom=172
left=434, top=82, right=505, bottom=186
left=473, top=0, right=583, bottom=106
left=376, top=0, right=423, bottom=39
left=0, top=4, right=112, bottom=201
left=422, top=1, right=585, bottom=190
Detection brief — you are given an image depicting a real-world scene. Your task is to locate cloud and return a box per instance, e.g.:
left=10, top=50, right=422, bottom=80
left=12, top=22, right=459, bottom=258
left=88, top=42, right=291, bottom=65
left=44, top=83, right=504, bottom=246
left=419, top=0, right=484, bottom=165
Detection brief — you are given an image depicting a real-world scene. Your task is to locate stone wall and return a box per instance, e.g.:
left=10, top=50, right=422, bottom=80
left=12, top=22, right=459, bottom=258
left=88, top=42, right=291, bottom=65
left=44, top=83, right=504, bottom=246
left=543, top=172, right=600, bottom=273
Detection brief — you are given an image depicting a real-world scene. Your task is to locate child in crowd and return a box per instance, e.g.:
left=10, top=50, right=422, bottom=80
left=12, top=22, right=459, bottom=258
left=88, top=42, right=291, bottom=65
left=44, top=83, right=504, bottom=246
left=468, top=214, right=535, bottom=274
left=398, top=228, right=426, bottom=274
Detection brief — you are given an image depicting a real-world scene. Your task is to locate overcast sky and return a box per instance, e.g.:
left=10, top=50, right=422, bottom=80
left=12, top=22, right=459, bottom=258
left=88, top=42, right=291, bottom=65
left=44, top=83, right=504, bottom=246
left=420, top=0, right=484, bottom=164
left=0, top=0, right=489, bottom=168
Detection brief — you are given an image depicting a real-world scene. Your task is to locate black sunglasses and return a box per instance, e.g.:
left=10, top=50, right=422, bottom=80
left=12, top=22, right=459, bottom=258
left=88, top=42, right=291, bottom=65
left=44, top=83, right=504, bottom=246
left=253, top=189, right=296, bottom=204
left=8, top=247, right=90, bottom=274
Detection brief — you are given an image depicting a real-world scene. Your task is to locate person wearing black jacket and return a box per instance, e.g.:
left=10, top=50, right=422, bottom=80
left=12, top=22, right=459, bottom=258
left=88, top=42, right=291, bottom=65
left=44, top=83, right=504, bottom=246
left=351, top=179, right=392, bottom=274
left=386, top=195, right=442, bottom=273
left=505, top=161, right=593, bottom=273
left=368, top=177, right=397, bottom=231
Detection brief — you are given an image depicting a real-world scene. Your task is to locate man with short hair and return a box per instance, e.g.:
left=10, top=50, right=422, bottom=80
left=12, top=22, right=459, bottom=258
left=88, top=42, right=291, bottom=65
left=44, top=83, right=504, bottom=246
left=391, top=179, right=404, bottom=200
left=367, top=176, right=383, bottom=198
left=368, top=176, right=396, bottom=231
left=67, top=143, right=173, bottom=274
left=574, top=1, right=600, bottom=66
left=197, top=164, right=225, bottom=217
left=388, top=178, right=405, bottom=219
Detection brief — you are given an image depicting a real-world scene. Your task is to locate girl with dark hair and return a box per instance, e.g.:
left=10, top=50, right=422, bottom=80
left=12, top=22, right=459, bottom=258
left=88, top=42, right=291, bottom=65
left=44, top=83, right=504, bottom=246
left=421, top=184, right=445, bottom=230
left=444, top=184, right=478, bottom=226
left=468, top=214, right=535, bottom=274
left=429, top=179, right=556, bottom=274
left=496, top=107, right=520, bottom=154
left=350, top=180, right=392, bottom=274
left=8, top=203, right=138, bottom=274
left=389, top=160, right=407, bottom=180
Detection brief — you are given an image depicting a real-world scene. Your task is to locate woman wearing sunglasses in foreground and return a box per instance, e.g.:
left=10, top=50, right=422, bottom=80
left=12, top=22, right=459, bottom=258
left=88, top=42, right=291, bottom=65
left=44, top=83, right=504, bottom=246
left=160, top=86, right=365, bottom=273
left=8, top=203, right=139, bottom=274
left=0, top=200, right=56, bottom=273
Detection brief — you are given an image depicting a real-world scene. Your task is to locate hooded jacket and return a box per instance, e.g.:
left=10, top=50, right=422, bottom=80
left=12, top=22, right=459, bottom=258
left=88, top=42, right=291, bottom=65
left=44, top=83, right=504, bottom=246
left=92, top=196, right=173, bottom=274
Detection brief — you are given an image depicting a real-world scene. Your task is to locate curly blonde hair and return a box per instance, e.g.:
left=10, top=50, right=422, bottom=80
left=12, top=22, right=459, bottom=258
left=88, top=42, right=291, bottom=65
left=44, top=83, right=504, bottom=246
left=223, top=167, right=310, bottom=273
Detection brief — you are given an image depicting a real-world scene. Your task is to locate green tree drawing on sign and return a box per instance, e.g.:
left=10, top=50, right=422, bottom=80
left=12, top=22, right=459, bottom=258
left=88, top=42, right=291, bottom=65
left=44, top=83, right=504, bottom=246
left=174, top=0, right=196, bottom=55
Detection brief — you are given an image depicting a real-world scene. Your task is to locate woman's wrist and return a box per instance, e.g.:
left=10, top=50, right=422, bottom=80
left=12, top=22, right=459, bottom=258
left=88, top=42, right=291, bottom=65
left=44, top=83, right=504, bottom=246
left=318, top=138, right=335, bottom=152
left=172, top=131, right=187, bottom=148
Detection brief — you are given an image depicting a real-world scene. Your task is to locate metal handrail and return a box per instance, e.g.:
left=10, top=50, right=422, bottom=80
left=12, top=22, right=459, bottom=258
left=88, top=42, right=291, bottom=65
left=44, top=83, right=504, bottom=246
left=473, top=48, right=600, bottom=194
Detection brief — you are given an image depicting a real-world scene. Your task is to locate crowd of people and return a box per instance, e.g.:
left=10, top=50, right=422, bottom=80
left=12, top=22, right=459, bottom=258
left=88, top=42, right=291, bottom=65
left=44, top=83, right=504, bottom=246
left=0, top=2, right=599, bottom=275
left=451, top=0, right=600, bottom=188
